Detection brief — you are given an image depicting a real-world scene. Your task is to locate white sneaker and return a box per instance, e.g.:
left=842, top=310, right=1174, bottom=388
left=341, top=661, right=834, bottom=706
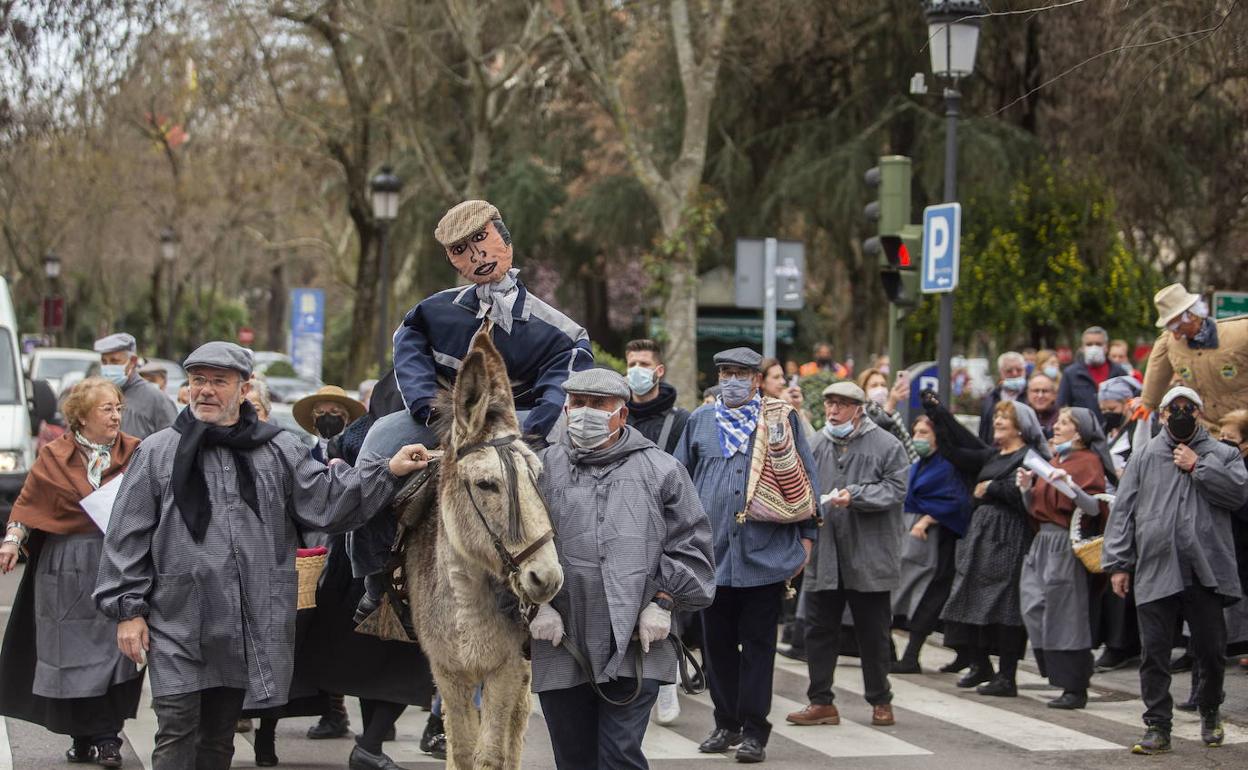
left=654, top=683, right=681, bottom=725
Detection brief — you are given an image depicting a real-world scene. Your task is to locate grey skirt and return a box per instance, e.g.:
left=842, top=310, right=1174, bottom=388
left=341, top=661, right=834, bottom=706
left=1019, top=523, right=1092, bottom=651
left=33, top=532, right=141, bottom=699
left=892, top=513, right=940, bottom=621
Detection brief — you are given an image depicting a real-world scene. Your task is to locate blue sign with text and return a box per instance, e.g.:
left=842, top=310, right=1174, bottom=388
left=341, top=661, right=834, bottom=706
left=921, top=203, right=961, bottom=294
left=289, top=288, right=324, bottom=381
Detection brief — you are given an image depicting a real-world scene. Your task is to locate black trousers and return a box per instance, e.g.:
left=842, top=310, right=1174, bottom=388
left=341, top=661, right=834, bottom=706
left=1137, top=585, right=1227, bottom=728
left=539, top=679, right=659, bottom=770
left=701, top=582, right=784, bottom=743
left=151, top=687, right=246, bottom=770
left=908, top=526, right=959, bottom=637
left=804, top=588, right=893, bottom=706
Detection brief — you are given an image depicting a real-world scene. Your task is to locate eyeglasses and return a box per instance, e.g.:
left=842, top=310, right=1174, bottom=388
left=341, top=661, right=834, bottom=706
left=1028, top=388, right=1055, bottom=395
left=96, top=404, right=126, bottom=416
left=189, top=375, right=238, bottom=390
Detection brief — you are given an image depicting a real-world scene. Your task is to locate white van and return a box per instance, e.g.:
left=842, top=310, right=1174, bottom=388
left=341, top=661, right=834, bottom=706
left=0, top=277, right=56, bottom=523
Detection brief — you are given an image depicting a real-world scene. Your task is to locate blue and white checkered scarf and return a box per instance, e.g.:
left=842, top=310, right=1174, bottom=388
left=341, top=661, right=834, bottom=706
left=715, top=394, right=761, bottom=458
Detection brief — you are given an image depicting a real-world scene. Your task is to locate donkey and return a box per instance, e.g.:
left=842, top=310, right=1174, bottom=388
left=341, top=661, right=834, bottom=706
left=404, top=331, right=564, bottom=770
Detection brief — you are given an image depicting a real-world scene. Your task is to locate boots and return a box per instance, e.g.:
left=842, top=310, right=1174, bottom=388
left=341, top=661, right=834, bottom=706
left=1131, top=725, right=1171, bottom=755
left=307, top=695, right=352, bottom=739
left=1201, top=709, right=1225, bottom=748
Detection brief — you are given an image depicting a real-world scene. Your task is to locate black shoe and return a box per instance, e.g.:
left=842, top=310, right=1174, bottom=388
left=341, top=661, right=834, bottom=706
left=735, top=737, right=766, bottom=763
left=306, top=714, right=352, bottom=739
left=1201, top=709, right=1225, bottom=747
left=1170, top=653, right=1193, bottom=673
left=348, top=745, right=407, bottom=770
left=1094, top=649, right=1138, bottom=672
left=66, top=743, right=96, bottom=764
left=777, top=645, right=807, bottom=662
left=383, top=724, right=396, bottom=742
left=95, top=740, right=124, bottom=768
left=1131, top=725, right=1171, bottom=755
left=427, top=733, right=446, bottom=760
left=939, top=653, right=970, bottom=674
left=254, top=728, right=278, bottom=766
left=1176, top=695, right=1199, bottom=712
left=699, top=728, right=743, bottom=754
left=1046, top=690, right=1087, bottom=710
left=976, top=675, right=1017, bottom=697
left=891, top=658, right=921, bottom=674
left=956, top=663, right=994, bottom=688
left=353, top=594, right=381, bottom=625
left=420, top=714, right=444, bottom=753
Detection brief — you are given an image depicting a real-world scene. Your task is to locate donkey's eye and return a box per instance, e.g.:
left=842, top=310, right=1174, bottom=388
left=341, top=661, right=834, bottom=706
left=475, top=480, right=500, bottom=493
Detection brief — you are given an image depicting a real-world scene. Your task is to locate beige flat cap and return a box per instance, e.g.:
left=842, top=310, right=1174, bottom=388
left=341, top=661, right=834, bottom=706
left=435, top=200, right=501, bottom=247
left=1153, top=282, right=1201, bottom=328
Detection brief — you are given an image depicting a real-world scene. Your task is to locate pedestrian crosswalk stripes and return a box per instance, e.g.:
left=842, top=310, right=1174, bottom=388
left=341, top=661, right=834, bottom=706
left=0, top=710, right=12, bottom=770
left=767, top=693, right=932, bottom=757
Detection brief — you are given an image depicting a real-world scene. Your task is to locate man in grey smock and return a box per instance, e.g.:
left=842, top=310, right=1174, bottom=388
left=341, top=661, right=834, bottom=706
left=787, top=381, right=909, bottom=729
left=94, top=333, right=178, bottom=438
left=529, top=368, right=715, bottom=769
left=94, top=342, right=432, bottom=770
left=1103, top=385, right=1248, bottom=754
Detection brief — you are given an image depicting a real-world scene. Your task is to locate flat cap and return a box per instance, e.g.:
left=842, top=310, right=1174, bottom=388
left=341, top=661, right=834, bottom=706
left=93, top=333, right=136, bottom=354
left=139, top=360, right=168, bottom=375
left=435, top=200, right=501, bottom=247
left=713, top=347, right=762, bottom=370
left=822, top=381, right=866, bottom=402
left=562, top=367, right=630, bottom=400
left=183, top=341, right=254, bottom=378
left=1159, top=385, right=1203, bottom=410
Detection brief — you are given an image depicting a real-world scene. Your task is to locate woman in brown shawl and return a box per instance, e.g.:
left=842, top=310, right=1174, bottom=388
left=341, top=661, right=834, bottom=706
left=0, top=377, right=143, bottom=767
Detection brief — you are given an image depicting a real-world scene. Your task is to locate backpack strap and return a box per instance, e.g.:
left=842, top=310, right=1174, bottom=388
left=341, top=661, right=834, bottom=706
left=656, top=411, right=677, bottom=453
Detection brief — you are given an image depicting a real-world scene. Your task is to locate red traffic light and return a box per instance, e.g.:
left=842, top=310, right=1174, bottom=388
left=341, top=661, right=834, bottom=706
left=897, top=243, right=911, bottom=268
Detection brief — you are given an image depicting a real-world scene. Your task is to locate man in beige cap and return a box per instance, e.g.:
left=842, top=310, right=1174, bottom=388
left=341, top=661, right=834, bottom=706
left=1142, top=283, right=1248, bottom=428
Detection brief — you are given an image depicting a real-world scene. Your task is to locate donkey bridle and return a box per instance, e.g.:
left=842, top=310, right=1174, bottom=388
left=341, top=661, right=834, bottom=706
left=456, top=434, right=554, bottom=577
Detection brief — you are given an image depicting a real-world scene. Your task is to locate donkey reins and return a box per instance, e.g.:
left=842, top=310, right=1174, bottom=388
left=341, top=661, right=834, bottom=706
left=457, top=433, right=554, bottom=577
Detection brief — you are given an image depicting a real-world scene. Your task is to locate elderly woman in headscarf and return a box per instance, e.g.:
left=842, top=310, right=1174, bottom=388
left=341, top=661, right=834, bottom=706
left=1098, top=375, right=1148, bottom=480
left=921, top=391, right=1050, bottom=697
left=1016, top=407, right=1115, bottom=709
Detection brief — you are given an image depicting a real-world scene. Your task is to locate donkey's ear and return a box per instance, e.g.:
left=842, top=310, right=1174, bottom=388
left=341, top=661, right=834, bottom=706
left=467, top=330, right=514, bottom=405
left=453, top=349, right=493, bottom=441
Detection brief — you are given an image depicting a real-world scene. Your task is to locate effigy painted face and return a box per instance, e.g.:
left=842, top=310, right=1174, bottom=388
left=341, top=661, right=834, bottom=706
left=445, top=220, right=513, bottom=284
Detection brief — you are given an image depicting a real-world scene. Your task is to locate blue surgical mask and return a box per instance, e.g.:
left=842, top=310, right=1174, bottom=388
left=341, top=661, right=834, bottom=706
left=100, top=364, right=128, bottom=387
left=1054, top=440, right=1074, bottom=455
left=719, top=377, right=754, bottom=407
left=823, top=420, right=855, bottom=439
left=1043, top=364, right=1059, bottom=379
left=626, top=365, right=656, bottom=396
left=1002, top=376, right=1027, bottom=393
left=912, top=439, right=933, bottom=457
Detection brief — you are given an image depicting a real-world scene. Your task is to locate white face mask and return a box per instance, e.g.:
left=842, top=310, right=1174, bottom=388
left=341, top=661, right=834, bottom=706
left=1083, top=345, right=1106, bottom=366
left=566, top=406, right=620, bottom=449
left=626, top=365, right=656, bottom=395
left=867, top=386, right=888, bottom=406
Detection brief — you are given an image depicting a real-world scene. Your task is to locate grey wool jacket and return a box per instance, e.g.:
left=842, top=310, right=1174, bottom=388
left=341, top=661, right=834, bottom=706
left=94, top=428, right=401, bottom=708
left=533, top=426, right=715, bottom=693
left=1102, top=427, right=1248, bottom=606
left=120, top=372, right=178, bottom=439
left=806, top=418, right=911, bottom=593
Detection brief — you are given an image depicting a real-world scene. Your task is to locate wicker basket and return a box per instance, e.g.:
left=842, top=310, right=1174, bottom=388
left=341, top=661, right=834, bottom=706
left=296, top=552, right=328, bottom=610
left=1069, top=493, right=1114, bottom=574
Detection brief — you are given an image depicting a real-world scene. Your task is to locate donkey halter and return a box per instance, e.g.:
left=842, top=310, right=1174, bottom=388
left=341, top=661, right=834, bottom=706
left=455, top=434, right=554, bottom=577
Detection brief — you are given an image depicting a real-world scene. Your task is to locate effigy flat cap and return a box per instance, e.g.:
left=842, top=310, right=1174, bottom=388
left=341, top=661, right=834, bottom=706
left=435, top=200, right=502, bottom=247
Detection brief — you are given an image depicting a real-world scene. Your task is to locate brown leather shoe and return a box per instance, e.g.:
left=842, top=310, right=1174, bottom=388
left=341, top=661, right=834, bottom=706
left=872, top=704, right=896, bottom=726
left=786, top=703, right=840, bottom=726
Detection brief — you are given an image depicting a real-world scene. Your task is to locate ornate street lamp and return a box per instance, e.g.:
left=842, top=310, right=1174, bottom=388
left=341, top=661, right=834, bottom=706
left=160, top=227, right=179, bottom=357
left=370, top=166, right=403, bottom=374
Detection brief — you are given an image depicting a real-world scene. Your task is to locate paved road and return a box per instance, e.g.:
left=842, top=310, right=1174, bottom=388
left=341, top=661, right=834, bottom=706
left=3, top=565, right=1247, bottom=769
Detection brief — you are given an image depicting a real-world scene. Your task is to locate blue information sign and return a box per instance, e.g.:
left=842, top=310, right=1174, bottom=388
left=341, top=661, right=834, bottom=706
left=921, top=203, right=961, bottom=294
left=289, top=288, right=325, bottom=381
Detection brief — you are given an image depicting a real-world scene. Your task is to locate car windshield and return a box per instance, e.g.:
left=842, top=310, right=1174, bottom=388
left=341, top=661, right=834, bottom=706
left=35, top=356, right=95, bottom=379
left=0, top=330, right=19, bottom=404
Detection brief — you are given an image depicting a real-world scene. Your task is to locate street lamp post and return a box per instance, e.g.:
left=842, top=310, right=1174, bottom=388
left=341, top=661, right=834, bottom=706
left=160, top=227, right=179, bottom=358
left=925, top=0, right=983, bottom=404
left=369, top=166, right=402, bottom=375
left=43, top=251, right=62, bottom=345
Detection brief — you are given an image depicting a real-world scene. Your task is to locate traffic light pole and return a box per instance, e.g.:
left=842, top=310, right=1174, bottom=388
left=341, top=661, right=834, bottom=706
left=937, top=87, right=959, bottom=404
left=763, top=237, right=777, bottom=360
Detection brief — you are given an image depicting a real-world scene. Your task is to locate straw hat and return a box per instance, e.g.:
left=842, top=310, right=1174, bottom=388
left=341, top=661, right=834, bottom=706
left=1153, top=283, right=1202, bottom=328
left=292, top=385, right=365, bottom=434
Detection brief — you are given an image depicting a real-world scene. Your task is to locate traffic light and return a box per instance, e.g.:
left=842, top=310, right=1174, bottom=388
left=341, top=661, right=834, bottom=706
left=863, top=156, right=923, bottom=310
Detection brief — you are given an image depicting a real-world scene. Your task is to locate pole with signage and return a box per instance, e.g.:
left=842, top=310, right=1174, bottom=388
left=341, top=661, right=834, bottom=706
left=763, top=238, right=778, bottom=360
left=736, top=238, right=804, bottom=360
left=289, top=288, right=325, bottom=382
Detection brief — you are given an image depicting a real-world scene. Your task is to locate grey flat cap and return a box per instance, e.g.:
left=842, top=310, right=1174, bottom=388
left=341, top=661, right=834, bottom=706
left=822, top=381, right=867, bottom=402
left=713, top=347, right=762, bottom=370
left=138, top=360, right=167, bottom=375
left=562, top=368, right=630, bottom=400
left=183, top=341, right=254, bottom=377
left=93, top=333, right=136, bottom=354
left=1160, top=385, right=1203, bottom=410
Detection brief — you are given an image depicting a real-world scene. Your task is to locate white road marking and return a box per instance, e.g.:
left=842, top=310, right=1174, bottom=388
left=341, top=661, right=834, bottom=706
left=0, top=717, right=13, bottom=770
left=768, top=693, right=932, bottom=757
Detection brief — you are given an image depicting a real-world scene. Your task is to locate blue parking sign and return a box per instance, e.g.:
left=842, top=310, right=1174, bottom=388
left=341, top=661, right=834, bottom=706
left=921, top=203, right=961, bottom=294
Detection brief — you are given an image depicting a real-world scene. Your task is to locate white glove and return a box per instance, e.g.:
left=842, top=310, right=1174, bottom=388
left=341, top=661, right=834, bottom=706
left=529, top=603, right=564, bottom=647
left=638, top=602, right=671, bottom=653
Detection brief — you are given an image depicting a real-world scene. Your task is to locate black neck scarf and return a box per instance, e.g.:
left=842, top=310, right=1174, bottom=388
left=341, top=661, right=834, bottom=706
left=172, top=398, right=283, bottom=542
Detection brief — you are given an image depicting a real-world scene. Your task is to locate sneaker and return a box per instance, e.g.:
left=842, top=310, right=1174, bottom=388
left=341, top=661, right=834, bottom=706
left=307, top=714, right=352, bottom=739
left=1131, top=725, right=1171, bottom=755
left=655, top=683, right=681, bottom=725
left=1201, top=709, right=1225, bottom=747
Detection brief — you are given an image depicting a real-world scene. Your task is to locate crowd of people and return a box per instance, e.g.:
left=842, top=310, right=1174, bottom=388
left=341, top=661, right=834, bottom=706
left=0, top=196, right=1244, bottom=769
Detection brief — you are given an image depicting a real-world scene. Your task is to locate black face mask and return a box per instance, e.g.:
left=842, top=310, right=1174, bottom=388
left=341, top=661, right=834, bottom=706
left=1101, top=411, right=1124, bottom=432
left=1165, top=408, right=1198, bottom=443
left=314, top=414, right=346, bottom=439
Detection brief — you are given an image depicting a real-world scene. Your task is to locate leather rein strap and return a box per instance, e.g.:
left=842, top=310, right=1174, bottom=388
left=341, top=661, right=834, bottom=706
left=456, top=434, right=554, bottom=577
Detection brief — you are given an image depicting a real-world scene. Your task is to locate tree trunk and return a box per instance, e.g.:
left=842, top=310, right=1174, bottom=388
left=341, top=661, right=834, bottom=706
left=661, top=242, right=699, bottom=407
left=346, top=220, right=378, bottom=383
left=267, top=260, right=287, bottom=351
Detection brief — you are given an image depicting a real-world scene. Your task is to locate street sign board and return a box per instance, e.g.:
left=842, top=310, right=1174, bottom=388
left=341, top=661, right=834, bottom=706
left=41, top=295, right=65, bottom=332
left=289, top=288, right=324, bottom=381
left=238, top=326, right=255, bottom=346
left=735, top=239, right=805, bottom=310
left=921, top=203, right=961, bottom=294
left=1213, top=291, right=1248, bottom=319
